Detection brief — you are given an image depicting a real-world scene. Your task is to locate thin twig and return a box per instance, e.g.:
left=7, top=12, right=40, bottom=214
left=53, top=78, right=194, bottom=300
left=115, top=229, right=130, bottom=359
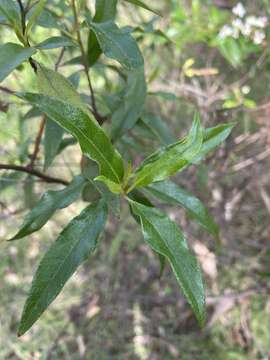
left=16, top=0, right=26, bottom=34
left=16, top=0, right=37, bottom=72
left=0, top=86, right=15, bottom=95
left=70, top=0, right=104, bottom=124
left=29, top=115, right=46, bottom=169
left=0, top=164, right=69, bottom=185
left=55, top=47, right=66, bottom=71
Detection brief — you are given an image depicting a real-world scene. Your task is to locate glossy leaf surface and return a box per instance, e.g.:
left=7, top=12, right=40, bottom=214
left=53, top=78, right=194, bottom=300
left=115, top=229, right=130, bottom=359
left=85, top=19, right=144, bottom=70
left=18, top=93, right=125, bottom=184
left=131, top=114, right=203, bottom=189
left=192, top=123, right=235, bottom=164
left=130, top=200, right=206, bottom=325
left=18, top=200, right=108, bottom=336
left=146, top=180, right=219, bottom=238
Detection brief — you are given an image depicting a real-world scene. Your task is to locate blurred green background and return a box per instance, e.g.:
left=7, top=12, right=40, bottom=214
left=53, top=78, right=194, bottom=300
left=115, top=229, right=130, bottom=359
left=1, top=0, right=270, bottom=359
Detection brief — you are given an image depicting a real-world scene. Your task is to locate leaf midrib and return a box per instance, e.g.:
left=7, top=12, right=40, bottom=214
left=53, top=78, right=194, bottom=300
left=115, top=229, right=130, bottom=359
left=36, top=99, right=121, bottom=184
left=137, top=208, right=201, bottom=317
left=21, top=214, right=102, bottom=329
left=89, top=21, right=141, bottom=69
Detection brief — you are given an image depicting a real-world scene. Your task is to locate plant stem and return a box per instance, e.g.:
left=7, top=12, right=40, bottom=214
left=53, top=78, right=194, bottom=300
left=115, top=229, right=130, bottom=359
left=29, top=115, right=46, bottom=169
left=0, top=86, right=15, bottom=95
left=0, top=164, right=69, bottom=185
left=16, top=0, right=26, bottom=34
left=70, top=0, right=104, bottom=124
left=16, top=0, right=37, bottom=72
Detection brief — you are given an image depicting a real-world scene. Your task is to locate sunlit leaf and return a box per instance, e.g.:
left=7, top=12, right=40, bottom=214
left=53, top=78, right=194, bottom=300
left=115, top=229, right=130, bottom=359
left=130, top=113, right=203, bottom=189
left=18, top=93, right=124, bottom=184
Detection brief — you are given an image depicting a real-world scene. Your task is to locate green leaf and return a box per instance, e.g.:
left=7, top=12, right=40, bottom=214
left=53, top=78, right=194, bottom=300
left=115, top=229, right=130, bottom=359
left=85, top=19, right=144, bottom=70
left=146, top=180, right=219, bottom=238
left=0, top=1, right=23, bottom=41
left=111, top=68, right=146, bottom=140
left=36, top=8, right=59, bottom=29
left=192, top=122, right=235, bottom=164
left=9, top=176, right=86, bottom=241
left=44, top=119, right=64, bottom=170
left=95, top=175, right=122, bottom=194
left=95, top=0, right=118, bottom=22
left=0, top=0, right=19, bottom=23
left=87, top=0, right=118, bottom=66
left=0, top=43, right=36, bottom=82
left=130, top=113, right=203, bottom=189
left=123, top=0, right=161, bottom=16
left=129, top=200, right=206, bottom=325
left=36, top=36, right=76, bottom=50
left=139, top=112, right=175, bottom=145
left=26, top=0, right=46, bottom=34
left=18, top=93, right=124, bottom=184
left=18, top=200, right=108, bottom=336
left=36, top=65, right=89, bottom=170
left=82, top=158, right=121, bottom=217
left=36, top=65, right=87, bottom=112
left=218, top=38, right=243, bottom=68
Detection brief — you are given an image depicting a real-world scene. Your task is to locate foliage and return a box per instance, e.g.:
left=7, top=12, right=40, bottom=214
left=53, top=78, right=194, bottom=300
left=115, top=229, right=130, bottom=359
left=0, top=0, right=238, bottom=336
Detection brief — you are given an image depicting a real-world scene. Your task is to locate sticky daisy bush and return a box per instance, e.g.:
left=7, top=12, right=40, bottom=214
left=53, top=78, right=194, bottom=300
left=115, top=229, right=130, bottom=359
left=0, top=0, right=234, bottom=335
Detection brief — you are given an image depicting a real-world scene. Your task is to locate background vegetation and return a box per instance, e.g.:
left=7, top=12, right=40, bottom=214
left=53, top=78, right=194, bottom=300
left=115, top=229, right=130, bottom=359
left=1, top=0, right=270, bottom=358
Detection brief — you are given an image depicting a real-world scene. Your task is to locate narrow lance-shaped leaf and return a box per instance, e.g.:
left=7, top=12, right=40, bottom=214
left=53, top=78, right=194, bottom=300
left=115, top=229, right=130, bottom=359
left=26, top=0, right=46, bottom=34
left=44, top=119, right=64, bottom=170
left=18, top=93, right=125, bottom=184
left=128, top=189, right=166, bottom=275
left=123, top=0, right=161, bottom=16
left=129, top=200, right=206, bottom=325
left=130, top=113, right=203, bottom=189
left=145, top=180, right=219, bottom=238
left=18, top=200, right=108, bottom=336
left=36, top=65, right=87, bottom=169
left=87, top=0, right=118, bottom=66
left=111, top=68, right=146, bottom=140
left=85, top=18, right=144, bottom=70
left=0, top=0, right=24, bottom=42
left=0, top=43, right=36, bottom=82
left=9, top=176, right=86, bottom=241
left=192, top=122, right=235, bottom=164
left=36, top=36, right=77, bottom=50
left=36, top=65, right=88, bottom=113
